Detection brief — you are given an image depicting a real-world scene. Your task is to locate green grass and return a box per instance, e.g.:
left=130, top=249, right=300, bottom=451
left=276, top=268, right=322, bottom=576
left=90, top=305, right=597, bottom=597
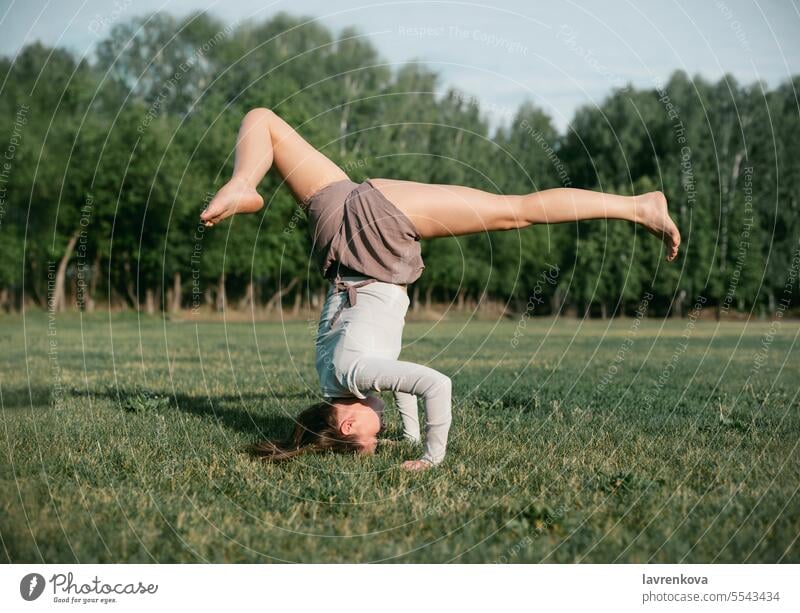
left=1, top=312, right=798, bottom=563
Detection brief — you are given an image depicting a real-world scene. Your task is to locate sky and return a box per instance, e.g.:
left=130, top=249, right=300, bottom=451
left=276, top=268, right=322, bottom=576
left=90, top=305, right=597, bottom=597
left=1, top=0, right=799, bottom=130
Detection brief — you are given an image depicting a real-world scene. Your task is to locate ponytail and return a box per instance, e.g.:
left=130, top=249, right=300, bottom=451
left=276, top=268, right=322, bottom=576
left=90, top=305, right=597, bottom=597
left=251, top=401, right=364, bottom=462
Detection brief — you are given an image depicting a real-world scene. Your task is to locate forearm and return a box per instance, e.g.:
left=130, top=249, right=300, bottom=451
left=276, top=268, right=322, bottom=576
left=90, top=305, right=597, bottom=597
left=420, top=384, right=451, bottom=465
left=349, top=358, right=452, bottom=464
left=394, top=391, right=421, bottom=443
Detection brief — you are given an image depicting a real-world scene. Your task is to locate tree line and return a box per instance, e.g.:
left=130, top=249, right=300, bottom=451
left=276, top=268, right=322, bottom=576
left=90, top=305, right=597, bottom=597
left=0, top=11, right=798, bottom=318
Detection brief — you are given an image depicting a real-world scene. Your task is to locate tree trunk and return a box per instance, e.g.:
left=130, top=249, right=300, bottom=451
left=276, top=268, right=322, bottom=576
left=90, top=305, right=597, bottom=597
left=453, top=130, right=464, bottom=157
left=600, top=302, right=608, bottom=319
left=51, top=231, right=80, bottom=313
left=123, top=255, right=138, bottom=309
left=145, top=287, right=156, bottom=315
left=28, top=260, right=45, bottom=308
left=412, top=285, right=420, bottom=312
left=457, top=288, right=466, bottom=310
left=69, top=270, right=77, bottom=309
left=339, top=107, right=350, bottom=157
left=110, top=286, right=125, bottom=310
left=719, top=150, right=745, bottom=273
left=171, top=271, right=181, bottom=313
left=265, top=276, right=299, bottom=312
left=215, top=273, right=226, bottom=312
left=0, top=287, right=9, bottom=312
left=238, top=279, right=255, bottom=310
left=291, top=286, right=302, bottom=316
left=311, top=290, right=325, bottom=309
left=550, top=288, right=562, bottom=316
left=85, top=253, right=100, bottom=312
left=425, top=285, right=434, bottom=310
left=339, top=75, right=361, bottom=156
left=672, top=289, right=686, bottom=318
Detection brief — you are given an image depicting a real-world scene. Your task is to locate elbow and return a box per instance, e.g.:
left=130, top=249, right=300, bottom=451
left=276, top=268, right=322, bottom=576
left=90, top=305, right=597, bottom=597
left=431, top=374, right=452, bottom=399
left=441, top=375, right=452, bottom=397
left=429, top=375, right=453, bottom=421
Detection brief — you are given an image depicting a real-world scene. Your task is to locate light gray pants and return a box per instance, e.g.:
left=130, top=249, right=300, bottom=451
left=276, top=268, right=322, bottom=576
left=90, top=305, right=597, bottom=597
left=315, top=276, right=452, bottom=464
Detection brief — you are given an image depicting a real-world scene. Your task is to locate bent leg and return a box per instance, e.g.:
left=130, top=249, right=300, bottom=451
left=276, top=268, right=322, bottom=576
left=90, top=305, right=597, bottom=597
left=201, top=108, right=348, bottom=226
left=370, top=178, right=680, bottom=261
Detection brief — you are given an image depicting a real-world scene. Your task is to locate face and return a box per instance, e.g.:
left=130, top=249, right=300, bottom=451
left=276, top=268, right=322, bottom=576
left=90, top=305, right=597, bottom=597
left=334, top=396, right=385, bottom=454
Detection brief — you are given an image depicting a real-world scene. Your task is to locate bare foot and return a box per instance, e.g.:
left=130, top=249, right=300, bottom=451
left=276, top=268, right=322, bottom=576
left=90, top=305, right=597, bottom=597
left=401, top=459, right=433, bottom=472
left=637, top=191, right=681, bottom=261
left=200, top=177, right=264, bottom=227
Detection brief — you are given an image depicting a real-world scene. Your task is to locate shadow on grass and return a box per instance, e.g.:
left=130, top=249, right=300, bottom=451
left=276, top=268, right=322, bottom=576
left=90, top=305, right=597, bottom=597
left=72, top=387, right=308, bottom=451
left=0, top=385, right=53, bottom=409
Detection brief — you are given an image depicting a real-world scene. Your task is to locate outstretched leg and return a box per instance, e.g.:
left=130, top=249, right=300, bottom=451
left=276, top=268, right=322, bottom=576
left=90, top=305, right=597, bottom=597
left=201, top=108, right=348, bottom=226
left=370, top=179, right=681, bottom=261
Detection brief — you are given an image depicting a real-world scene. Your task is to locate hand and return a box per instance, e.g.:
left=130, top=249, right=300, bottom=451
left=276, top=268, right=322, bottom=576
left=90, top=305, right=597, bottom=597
left=401, top=459, right=433, bottom=472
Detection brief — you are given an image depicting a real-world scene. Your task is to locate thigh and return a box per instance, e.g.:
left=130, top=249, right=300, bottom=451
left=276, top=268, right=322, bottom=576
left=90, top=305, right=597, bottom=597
left=268, top=111, right=349, bottom=202
left=369, top=178, right=523, bottom=238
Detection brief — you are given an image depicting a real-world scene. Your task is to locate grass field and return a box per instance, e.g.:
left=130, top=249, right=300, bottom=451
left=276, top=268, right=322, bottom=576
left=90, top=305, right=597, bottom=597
left=1, top=312, right=798, bottom=563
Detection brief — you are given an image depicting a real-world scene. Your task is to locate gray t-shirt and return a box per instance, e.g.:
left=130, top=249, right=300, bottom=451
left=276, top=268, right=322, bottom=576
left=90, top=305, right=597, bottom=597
left=315, top=277, right=452, bottom=465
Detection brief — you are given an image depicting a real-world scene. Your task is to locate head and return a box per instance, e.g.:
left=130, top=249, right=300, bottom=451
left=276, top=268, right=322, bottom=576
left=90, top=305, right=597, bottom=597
left=252, top=396, right=385, bottom=462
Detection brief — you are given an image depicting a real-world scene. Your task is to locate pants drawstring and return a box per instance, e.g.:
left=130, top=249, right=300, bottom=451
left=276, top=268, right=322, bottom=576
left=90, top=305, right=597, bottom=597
left=328, top=276, right=377, bottom=329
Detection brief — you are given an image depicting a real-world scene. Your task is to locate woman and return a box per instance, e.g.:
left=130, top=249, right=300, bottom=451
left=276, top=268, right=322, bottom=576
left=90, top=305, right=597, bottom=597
left=200, top=108, right=680, bottom=471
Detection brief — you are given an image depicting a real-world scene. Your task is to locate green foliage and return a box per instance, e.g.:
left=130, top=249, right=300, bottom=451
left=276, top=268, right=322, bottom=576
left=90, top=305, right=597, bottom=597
left=0, top=13, right=797, bottom=316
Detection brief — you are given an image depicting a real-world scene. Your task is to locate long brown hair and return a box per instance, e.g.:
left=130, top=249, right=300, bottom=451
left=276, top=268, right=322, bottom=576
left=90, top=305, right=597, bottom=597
left=251, top=401, right=364, bottom=462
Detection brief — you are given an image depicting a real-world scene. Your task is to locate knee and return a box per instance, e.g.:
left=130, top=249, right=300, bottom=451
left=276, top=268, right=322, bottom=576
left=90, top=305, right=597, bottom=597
left=244, top=107, right=275, bottom=123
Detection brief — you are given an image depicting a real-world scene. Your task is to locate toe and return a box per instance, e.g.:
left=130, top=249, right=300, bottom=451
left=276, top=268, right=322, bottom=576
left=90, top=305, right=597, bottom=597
left=668, top=243, right=679, bottom=261
left=201, top=203, right=219, bottom=221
